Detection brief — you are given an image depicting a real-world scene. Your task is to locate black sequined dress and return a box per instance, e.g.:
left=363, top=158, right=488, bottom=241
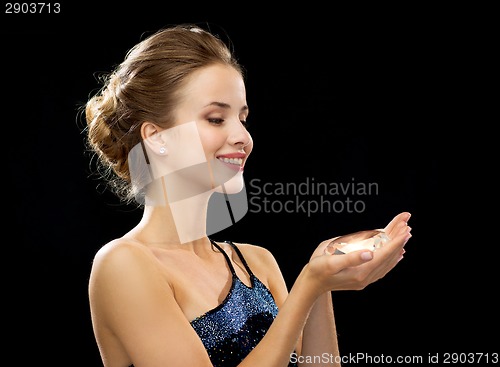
left=130, top=239, right=298, bottom=367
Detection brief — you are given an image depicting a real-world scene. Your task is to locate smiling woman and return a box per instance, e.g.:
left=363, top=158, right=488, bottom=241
left=83, top=23, right=412, bottom=367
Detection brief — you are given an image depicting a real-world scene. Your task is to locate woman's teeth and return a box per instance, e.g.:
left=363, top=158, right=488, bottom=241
left=218, top=157, right=243, bottom=165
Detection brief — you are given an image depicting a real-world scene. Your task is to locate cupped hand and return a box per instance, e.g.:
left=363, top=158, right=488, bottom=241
left=306, top=212, right=412, bottom=294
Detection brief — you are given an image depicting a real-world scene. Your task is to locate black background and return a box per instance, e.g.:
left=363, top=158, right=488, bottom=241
left=3, top=2, right=497, bottom=366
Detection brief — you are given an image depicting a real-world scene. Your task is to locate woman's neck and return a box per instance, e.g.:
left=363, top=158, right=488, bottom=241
left=133, top=190, right=211, bottom=246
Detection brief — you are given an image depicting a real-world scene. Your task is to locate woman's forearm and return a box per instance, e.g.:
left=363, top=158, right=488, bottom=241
left=238, top=265, right=319, bottom=367
left=298, top=291, right=341, bottom=367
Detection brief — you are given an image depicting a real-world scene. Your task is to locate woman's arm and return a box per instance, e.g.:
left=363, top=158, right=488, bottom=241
left=89, top=240, right=216, bottom=367
left=299, top=292, right=339, bottom=367
left=251, top=211, right=411, bottom=367
left=239, top=245, right=388, bottom=367
left=293, top=211, right=412, bottom=366
left=89, top=212, right=411, bottom=367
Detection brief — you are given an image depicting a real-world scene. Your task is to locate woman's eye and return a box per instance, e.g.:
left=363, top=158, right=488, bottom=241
left=208, top=118, right=224, bottom=125
left=241, top=120, right=249, bottom=128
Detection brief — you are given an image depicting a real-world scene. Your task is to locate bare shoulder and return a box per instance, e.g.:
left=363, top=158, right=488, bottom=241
left=91, top=238, right=154, bottom=272
left=229, top=241, right=284, bottom=283
left=88, top=237, right=174, bottom=319
left=89, top=238, right=164, bottom=291
left=231, top=241, right=278, bottom=266
left=230, top=241, right=289, bottom=304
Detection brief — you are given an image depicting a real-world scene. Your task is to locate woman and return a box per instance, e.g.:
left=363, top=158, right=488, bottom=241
left=84, top=24, right=412, bottom=367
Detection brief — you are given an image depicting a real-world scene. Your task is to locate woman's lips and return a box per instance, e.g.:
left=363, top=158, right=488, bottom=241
left=216, top=153, right=246, bottom=172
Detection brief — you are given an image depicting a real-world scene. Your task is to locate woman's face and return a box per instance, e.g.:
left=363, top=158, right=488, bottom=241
left=131, top=64, right=252, bottom=208
left=172, top=64, right=253, bottom=193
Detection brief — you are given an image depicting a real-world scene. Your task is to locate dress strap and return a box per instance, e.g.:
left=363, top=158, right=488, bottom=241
left=224, top=240, right=255, bottom=278
left=209, top=238, right=237, bottom=275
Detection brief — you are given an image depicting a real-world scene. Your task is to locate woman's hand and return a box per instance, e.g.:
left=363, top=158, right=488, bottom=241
left=305, top=211, right=412, bottom=295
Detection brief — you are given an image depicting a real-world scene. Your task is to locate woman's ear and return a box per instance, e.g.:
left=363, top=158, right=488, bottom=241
left=141, top=122, right=168, bottom=155
left=141, top=121, right=161, bottom=140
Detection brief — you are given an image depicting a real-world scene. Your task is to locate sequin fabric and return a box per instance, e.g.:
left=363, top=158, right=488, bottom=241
left=189, top=240, right=297, bottom=367
left=129, top=240, right=297, bottom=367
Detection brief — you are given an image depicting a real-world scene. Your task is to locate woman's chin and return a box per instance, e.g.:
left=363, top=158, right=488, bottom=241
left=215, top=172, right=245, bottom=194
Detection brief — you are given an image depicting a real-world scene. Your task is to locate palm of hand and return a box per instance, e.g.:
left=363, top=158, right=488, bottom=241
left=306, top=212, right=412, bottom=292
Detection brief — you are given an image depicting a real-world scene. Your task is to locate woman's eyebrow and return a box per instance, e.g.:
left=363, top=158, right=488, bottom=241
left=205, top=101, right=249, bottom=113
left=205, top=101, right=230, bottom=109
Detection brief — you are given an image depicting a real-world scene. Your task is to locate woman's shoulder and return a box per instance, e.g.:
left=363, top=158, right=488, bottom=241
left=228, top=241, right=280, bottom=270
left=90, top=237, right=160, bottom=280
left=230, top=240, right=273, bottom=255
left=228, top=241, right=288, bottom=301
left=93, top=237, right=150, bottom=262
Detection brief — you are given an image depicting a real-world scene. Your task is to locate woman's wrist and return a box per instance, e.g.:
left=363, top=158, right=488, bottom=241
left=293, top=264, right=327, bottom=303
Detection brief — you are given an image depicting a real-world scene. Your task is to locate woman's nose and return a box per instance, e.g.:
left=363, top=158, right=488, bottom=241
left=228, top=120, right=252, bottom=148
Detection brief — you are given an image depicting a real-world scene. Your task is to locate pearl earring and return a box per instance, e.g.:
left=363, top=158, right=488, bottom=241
left=159, top=146, right=167, bottom=155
